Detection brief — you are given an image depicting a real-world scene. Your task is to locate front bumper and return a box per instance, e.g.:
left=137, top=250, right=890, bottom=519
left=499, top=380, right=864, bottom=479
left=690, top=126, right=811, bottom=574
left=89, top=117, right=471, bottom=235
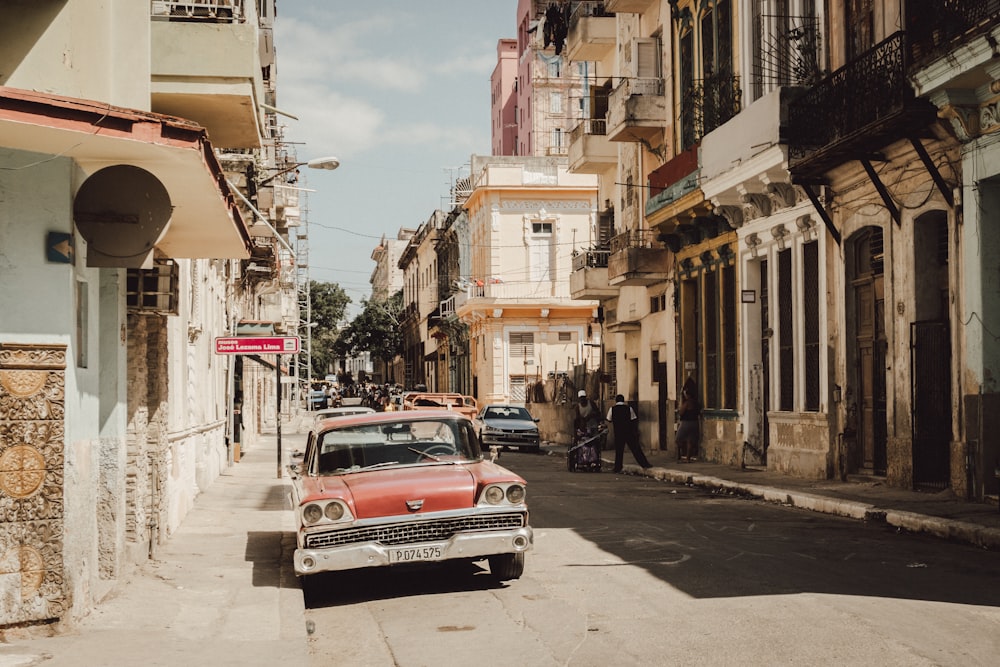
left=294, top=526, right=533, bottom=576
left=481, top=433, right=540, bottom=449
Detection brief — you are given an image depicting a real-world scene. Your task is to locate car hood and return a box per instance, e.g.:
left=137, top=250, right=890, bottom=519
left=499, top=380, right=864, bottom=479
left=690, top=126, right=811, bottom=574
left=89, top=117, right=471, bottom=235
left=340, top=465, right=477, bottom=519
left=483, top=418, right=537, bottom=431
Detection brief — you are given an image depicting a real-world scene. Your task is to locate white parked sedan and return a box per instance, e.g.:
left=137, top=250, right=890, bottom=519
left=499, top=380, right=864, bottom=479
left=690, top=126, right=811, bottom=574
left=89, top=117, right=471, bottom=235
left=311, top=406, right=375, bottom=431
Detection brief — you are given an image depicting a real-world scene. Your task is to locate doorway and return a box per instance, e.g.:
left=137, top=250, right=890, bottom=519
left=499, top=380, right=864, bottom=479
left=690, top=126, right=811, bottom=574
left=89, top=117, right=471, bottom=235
left=910, top=210, right=951, bottom=488
left=850, top=226, right=887, bottom=475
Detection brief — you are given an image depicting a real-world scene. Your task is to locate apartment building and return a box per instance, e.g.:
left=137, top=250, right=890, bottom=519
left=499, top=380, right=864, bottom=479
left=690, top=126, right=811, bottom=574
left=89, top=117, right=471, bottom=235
left=0, top=0, right=296, bottom=627
left=563, top=0, right=998, bottom=500
left=455, top=155, right=599, bottom=404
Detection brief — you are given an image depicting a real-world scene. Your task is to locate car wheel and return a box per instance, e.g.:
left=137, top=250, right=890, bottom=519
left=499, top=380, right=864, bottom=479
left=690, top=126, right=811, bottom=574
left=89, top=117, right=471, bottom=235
left=488, top=552, right=524, bottom=580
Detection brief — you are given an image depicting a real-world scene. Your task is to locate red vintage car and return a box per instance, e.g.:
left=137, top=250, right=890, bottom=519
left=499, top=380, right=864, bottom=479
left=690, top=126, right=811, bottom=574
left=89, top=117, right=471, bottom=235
left=290, top=410, right=532, bottom=587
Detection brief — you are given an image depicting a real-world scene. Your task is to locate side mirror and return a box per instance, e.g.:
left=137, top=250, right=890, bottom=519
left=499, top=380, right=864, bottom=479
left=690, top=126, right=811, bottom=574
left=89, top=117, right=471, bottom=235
left=533, top=417, right=540, bottom=422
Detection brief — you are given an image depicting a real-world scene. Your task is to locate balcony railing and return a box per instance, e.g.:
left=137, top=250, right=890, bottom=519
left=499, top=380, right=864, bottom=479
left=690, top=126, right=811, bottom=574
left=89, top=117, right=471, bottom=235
left=752, top=14, right=823, bottom=100
left=907, top=0, right=1000, bottom=65
left=570, top=118, right=607, bottom=141
left=440, top=295, right=456, bottom=318
left=680, top=71, right=742, bottom=149
left=787, top=31, right=936, bottom=176
left=151, top=1, right=245, bottom=22
left=611, top=76, right=664, bottom=102
left=572, top=248, right=611, bottom=271
left=610, top=229, right=659, bottom=254
left=569, top=1, right=614, bottom=28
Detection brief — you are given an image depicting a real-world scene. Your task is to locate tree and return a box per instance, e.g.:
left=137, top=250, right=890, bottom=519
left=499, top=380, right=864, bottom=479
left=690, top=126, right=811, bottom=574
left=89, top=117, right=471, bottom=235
left=334, top=291, right=403, bottom=378
left=308, top=281, right=350, bottom=377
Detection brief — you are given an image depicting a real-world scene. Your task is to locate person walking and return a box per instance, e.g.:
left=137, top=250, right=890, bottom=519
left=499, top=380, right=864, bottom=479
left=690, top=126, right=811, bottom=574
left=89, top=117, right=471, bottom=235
left=676, top=384, right=700, bottom=462
left=606, top=394, right=651, bottom=473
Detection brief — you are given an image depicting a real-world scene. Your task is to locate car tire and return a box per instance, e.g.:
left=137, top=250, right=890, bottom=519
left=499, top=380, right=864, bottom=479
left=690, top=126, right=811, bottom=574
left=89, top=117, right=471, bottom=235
left=488, top=552, right=524, bottom=580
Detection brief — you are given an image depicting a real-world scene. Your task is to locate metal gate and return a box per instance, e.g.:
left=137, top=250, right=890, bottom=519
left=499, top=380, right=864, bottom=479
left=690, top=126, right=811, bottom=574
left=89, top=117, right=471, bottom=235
left=911, top=320, right=951, bottom=488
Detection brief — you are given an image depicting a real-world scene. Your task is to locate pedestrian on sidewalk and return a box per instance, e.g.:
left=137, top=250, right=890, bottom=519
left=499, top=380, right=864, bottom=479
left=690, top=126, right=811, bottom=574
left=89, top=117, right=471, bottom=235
left=607, top=394, right=651, bottom=472
left=676, top=381, right=700, bottom=462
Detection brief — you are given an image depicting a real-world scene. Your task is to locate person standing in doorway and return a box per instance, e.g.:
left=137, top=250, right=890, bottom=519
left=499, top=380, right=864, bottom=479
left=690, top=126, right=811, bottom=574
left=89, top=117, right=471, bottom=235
left=607, top=394, right=651, bottom=473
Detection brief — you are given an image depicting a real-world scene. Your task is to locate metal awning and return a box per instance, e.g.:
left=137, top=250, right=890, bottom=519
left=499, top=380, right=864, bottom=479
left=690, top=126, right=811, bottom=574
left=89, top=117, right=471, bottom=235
left=0, top=86, right=250, bottom=260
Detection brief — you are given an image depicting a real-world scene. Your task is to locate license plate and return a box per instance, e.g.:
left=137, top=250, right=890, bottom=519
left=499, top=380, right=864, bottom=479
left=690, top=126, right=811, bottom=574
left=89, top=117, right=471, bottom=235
left=388, top=545, right=444, bottom=563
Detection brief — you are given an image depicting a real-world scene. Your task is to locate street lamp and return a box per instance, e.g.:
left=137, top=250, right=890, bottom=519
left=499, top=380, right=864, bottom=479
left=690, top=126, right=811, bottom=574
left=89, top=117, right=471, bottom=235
left=257, top=156, right=340, bottom=187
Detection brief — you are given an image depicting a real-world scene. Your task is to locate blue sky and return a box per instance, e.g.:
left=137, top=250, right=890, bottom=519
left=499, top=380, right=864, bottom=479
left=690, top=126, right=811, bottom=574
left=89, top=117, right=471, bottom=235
left=274, top=1, right=518, bottom=316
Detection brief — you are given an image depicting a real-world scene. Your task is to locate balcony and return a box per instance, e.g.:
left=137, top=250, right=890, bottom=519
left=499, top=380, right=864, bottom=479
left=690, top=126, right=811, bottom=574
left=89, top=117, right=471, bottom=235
left=607, top=76, right=666, bottom=143
left=607, top=230, right=670, bottom=286
left=150, top=0, right=264, bottom=149
left=568, top=119, right=617, bottom=173
left=565, top=2, right=616, bottom=63
left=604, top=0, right=656, bottom=13
left=787, top=31, right=937, bottom=181
left=907, top=0, right=1000, bottom=68
left=679, top=71, right=742, bottom=149
left=570, top=248, right=617, bottom=300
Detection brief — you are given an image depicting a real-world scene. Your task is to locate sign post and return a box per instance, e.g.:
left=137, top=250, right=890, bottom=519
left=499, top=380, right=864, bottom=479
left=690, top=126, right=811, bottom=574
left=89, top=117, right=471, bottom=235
left=215, top=336, right=301, bottom=478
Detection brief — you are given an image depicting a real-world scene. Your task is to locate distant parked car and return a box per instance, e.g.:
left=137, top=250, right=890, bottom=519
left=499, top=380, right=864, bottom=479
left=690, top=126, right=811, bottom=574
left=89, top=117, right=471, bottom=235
left=311, top=406, right=375, bottom=430
left=473, top=404, right=541, bottom=453
left=289, top=410, right=532, bottom=588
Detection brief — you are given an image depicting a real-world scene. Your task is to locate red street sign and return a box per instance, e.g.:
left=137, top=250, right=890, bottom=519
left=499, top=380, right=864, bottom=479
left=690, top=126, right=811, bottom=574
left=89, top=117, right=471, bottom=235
left=214, top=336, right=301, bottom=355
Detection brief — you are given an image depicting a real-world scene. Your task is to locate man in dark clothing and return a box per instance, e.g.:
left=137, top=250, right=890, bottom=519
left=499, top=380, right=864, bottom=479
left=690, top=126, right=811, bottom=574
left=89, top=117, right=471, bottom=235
left=606, top=394, right=651, bottom=473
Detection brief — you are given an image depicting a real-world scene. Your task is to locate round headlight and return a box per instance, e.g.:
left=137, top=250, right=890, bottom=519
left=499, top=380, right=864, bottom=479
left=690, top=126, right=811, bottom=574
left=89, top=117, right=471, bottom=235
left=302, top=503, right=323, bottom=525
left=483, top=486, right=505, bottom=505
left=324, top=502, right=344, bottom=521
left=506, top=484, right=525, bottom=504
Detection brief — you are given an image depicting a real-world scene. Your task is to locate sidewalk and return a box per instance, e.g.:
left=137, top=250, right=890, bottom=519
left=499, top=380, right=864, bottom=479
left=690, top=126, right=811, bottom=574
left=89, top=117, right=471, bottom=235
left=547, top=443, right=1000, bottom=551
left=0, top=421, right=309, bottom=667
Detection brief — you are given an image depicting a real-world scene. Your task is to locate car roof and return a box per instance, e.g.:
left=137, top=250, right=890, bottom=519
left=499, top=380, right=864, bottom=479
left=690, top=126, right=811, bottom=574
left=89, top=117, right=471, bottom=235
left=315, top=409, right=470, bottom=432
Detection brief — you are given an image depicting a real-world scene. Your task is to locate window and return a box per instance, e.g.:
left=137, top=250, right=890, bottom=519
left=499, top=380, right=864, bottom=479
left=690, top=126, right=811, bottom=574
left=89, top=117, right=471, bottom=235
left=778, top=248, right=793, bottom=411
left=678, top=247, right=737, bottom=410
left=550, top=92, right=563, bottom=114
left=676, top=0, right=737, bottom=149
left=509, top=332, right=534, bottom=358
left=528, top=222, right=554, bottom=282
left=558, top=331, right=572, bottom=342
left=76, top=279, right=88, bottom=368
left=605, top=351, right=618, bottom=396
left=650, top=292, right=667, bottom=313
left=803, top=241, right=819, bottom=411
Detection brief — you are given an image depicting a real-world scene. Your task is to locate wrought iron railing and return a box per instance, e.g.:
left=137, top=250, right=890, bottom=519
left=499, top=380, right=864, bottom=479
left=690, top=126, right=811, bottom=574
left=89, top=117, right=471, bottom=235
left=151, top=1, right=245, bottom=22
left=907, top=0, right=1000, bottom=64
left=751, top=14, right=823, bottom=100
left=572, top=248, right=611, bottom=271
left=610, top=229, right=659, bottom=254
left=680, top=71, right=742, bottom=149
left=787, top=31, right=910, bottom=153
left=569, top=1, right=614, bottom=30
left=570, top=118, right=607, bottom=142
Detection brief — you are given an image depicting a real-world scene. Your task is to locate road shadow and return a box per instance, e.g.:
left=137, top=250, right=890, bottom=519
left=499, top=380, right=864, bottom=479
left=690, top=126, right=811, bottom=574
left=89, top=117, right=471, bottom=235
left=505, top=452, right=1000, bottom=608
left=301, top=560, right=512, bottom=609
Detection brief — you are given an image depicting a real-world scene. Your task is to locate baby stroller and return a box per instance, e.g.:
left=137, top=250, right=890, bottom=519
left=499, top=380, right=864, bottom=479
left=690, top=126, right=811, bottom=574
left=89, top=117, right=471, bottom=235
left=567, top=425, right=606, bottom=472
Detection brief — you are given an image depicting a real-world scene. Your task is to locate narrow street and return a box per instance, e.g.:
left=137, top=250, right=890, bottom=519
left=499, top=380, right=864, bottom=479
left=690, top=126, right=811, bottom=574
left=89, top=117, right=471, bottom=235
left=302, top=451, right=1000, bottom=666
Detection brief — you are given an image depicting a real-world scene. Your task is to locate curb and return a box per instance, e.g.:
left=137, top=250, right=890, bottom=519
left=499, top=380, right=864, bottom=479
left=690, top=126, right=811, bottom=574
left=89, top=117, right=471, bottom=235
left=545, top=448, right=1000, bottom=551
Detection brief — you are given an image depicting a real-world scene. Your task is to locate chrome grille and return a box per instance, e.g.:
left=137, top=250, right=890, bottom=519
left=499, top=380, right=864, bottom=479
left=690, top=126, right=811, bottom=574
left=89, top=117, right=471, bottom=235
left=305, top=513, right=526, bottom=549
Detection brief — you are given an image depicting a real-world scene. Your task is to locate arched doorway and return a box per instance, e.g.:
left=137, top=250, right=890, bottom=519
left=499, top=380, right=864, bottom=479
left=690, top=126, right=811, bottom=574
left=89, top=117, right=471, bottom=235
left=848, top=226, right=887, bottom=475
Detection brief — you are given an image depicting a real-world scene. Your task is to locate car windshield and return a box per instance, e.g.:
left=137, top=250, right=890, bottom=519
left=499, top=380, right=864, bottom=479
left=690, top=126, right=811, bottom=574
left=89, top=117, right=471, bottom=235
left=485, top=406, right=532, bottom=420
left=316, top=418, right=480, bottom=475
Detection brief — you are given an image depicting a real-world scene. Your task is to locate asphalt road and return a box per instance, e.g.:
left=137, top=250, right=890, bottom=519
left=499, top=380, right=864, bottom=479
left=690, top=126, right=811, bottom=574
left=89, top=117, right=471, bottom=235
left=302, top=451, right=1000, bottom=666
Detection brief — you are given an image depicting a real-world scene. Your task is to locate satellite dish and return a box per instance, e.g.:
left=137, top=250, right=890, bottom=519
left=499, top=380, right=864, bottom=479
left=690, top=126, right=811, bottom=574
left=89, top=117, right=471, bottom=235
left=74, top=165, right=172, bottom=268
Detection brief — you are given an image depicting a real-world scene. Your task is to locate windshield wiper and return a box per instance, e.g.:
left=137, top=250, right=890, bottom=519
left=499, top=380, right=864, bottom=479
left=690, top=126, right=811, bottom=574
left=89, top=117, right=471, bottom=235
left=408, top=447, right=442, bottom=462
left=357, top=461, right=400, bottom=471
